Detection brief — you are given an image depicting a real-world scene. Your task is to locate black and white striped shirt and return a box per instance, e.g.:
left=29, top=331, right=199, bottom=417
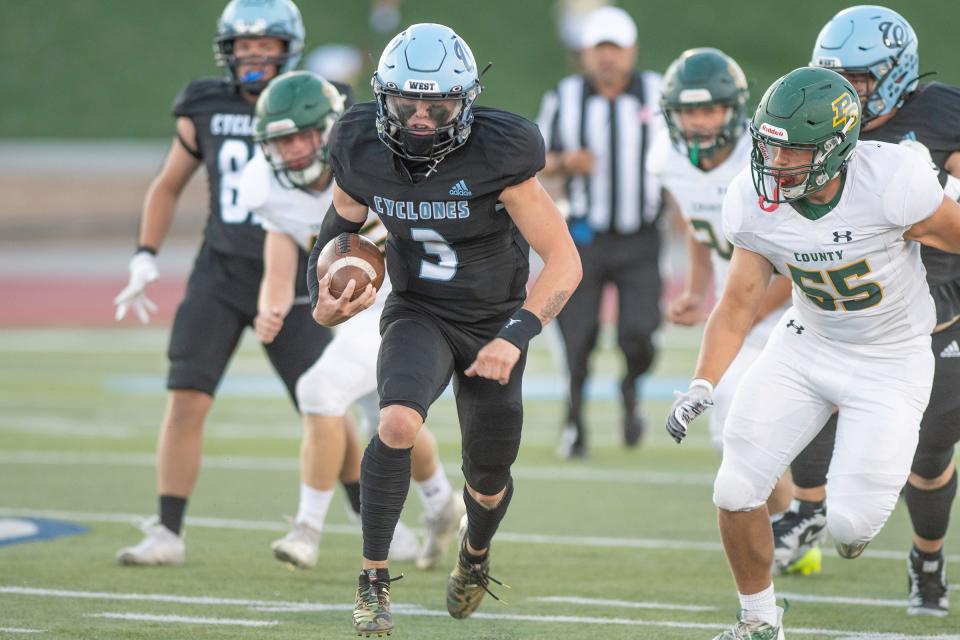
left=536, top=71, right=665, bottom=234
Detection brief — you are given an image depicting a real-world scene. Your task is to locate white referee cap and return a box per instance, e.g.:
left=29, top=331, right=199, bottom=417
left=580, top=6, right=637, bottom=49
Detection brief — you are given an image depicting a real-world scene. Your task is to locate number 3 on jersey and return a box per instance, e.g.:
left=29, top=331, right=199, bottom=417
left=411, top=228, right=459, bottom=281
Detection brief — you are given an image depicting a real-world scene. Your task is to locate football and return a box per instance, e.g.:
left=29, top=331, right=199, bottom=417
left=315, top=233, right=386, bottom=301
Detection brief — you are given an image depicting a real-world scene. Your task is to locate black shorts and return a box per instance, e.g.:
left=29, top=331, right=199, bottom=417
left=912, top=320, right=960, bottom=478
left=377, top=295, right=526, bottom=494
left=167, top=242, right=332, bottom=404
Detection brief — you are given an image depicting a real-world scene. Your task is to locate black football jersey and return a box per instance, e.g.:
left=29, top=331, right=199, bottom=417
left=328, top=103, right=546, bottom=323
left=173, top=78, right=263, bottom=260
left=172, top=78, right=356, bottom=261
left=861, top=83, right=960, bottom=323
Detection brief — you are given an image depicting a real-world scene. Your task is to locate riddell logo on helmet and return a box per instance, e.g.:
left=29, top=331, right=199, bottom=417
left=759, top=122, right=788, bottom=141
left=404, top=79, right=439, bottom=93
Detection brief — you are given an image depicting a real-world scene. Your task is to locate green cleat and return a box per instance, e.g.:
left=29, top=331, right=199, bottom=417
left=353, top=568, right=402, bottom=637
left=712, top=607, right=785, bottom=639
left=783, top=546, right=822, bottom=576
left=446, top=516, right=509, bottom=619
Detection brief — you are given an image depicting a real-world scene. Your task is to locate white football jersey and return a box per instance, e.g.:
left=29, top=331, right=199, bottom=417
left=650, top=129, right=751, bottom=298
left=723, top=141, right=943, bottom=344
left=238, top=153, right=386, bottom=251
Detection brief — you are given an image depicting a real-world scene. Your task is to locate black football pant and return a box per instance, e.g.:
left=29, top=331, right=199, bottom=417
left=167, top=242, right=332, bottom=404
left=556, top=229, right=661, bottom=444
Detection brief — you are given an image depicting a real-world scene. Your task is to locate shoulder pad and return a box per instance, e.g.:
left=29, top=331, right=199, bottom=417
left=171, top=78, right=238, bottom=118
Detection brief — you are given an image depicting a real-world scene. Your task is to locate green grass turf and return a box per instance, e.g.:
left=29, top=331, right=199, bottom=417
left=0, top=327, right=958, bottom=639
left=3, top=0, right=959, bottom=138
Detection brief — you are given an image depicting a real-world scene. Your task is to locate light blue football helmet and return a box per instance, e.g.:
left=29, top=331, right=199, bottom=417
left=372, top=23, right=482, bottom=165
left=214, top=0, right=305, bottom=92
left=810, top=5, right=918, bottom=123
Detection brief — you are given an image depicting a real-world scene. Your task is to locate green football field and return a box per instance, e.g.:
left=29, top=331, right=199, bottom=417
left=1, top=326, right=958, bottom=639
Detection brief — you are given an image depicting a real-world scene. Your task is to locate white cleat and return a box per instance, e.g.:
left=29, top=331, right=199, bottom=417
left=389, top=520, right=421, bottom=562
left=346, top=508, right=422, bottom=562
left=115, top=516, right=185, bottom=566
left=271, top=520, right=322, bottom=569
left=416, top=493, right=467, bottom=570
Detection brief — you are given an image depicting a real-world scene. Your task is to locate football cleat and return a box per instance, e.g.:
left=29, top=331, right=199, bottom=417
left=772, top=503, right=826, bottom=575
left=712, top=607, right=785, bottom=640
left=416, top=492, right=467, bottom=570
left=784, top=546, right=822, bottom=577
left=556, top=423, right=587, bottom=460
left=115, top=516, right=185, bottom=566
left=836, top=540, right=869, bottom=559
left=446, top=515, right=509, bottom=619
left=271, top=520, right=322, bottom=569
left=907, top=548, right=949, bottom=617
left=388, top=520, right=421, bottom=563
left=353, top=568, right=402, bottom=637
left=623, top=414, right=646, bottom=449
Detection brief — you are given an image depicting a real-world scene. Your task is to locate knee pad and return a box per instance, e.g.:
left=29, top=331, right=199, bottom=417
left=295, top=368, right=350, bottom=417
left=713, top=464, right=766, bottom=512
left=911, top=443, right=956, bottom=480
left=826, top=508, right=871, bottom=546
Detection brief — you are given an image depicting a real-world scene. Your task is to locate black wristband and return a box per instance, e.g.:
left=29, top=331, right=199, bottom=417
left=496, top=308, right=542, bottom=350
left=136, top=245, right=157, bottom=256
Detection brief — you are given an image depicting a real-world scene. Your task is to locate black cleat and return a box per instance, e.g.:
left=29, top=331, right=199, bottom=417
left=908, top=547, right=949, bottom=617
left=623, top=414, right=646, bottom=448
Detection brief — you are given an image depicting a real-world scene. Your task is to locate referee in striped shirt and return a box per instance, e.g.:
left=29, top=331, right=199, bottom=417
left=537, top=6, right=665, bottom=459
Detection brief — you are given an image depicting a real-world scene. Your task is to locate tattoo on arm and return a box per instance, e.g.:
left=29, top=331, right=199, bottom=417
left=538, top=290, right=569, bottom=324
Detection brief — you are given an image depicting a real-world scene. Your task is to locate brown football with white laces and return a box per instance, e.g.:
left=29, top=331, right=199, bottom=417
left=315, top=233, right=386, bottom=301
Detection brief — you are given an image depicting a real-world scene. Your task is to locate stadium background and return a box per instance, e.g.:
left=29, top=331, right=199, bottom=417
left=1, top=2, right=959, bottom=638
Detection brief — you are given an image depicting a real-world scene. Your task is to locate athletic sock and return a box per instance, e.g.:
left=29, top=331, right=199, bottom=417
left=463, top=479, right=514, bottom=553
left=415, top=466, right=453, bottom=518
left=158, top=495, right=187, bottom=535
left=791, top=498, right=825, bottom=515
left=342, top=480, right=362, bottom=515
left=738, top=583, right=779, bottom=628
left=296, top=483, right=333, bottom=531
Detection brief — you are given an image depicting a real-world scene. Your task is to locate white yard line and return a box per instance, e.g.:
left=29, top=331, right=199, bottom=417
left=0, top=450, right=715, bottom=486
left=87, top=612, right=278, bottom=627
left=1, top=507, right=954, bottom=564
left=532, top=595, right=717, bottom=611
left=779, top=592, right=906, bottom=607
left=4, top=586, right=959, bottom=639
left=0, top=630, right=43, bottom=634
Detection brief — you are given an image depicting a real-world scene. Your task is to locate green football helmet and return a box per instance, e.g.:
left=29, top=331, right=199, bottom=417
left=254, top=70, right=346, bottom=187
left=750, top=67, right=860, bottom=204
left=661, top=47, right=749, bottom=166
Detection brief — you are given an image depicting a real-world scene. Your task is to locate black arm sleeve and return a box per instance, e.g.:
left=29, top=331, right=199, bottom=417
left=306, top=204, right=366, bottom=310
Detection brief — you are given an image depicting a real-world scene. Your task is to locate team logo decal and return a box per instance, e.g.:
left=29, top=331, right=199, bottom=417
left=832, top=93, right=859, bottom=129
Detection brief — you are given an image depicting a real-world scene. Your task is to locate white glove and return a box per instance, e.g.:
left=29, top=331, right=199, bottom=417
left=665, top=379, right=715, bottom=444
left=114, top=251, right=159, bottom=323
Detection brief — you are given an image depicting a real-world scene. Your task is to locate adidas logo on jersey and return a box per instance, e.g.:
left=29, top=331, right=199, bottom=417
left=449, top=180, right=472, bottom=197
left=940, top=340, right=960, bottom=358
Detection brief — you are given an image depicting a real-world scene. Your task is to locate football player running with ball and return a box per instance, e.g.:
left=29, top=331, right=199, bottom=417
left=770, top=6, right=960, bottom=615
left=666, top=66, right=960, bottom=639
left=241, top=70, right=464, bottom=571
left=305, top=23, right=581, bottom=637
left=113, top=0, right=353, bottom=566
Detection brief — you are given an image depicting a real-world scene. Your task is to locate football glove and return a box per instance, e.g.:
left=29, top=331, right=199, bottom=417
left=665, top=379, right=714, bottom=444
left=114, top=251, right=159, bottom=323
